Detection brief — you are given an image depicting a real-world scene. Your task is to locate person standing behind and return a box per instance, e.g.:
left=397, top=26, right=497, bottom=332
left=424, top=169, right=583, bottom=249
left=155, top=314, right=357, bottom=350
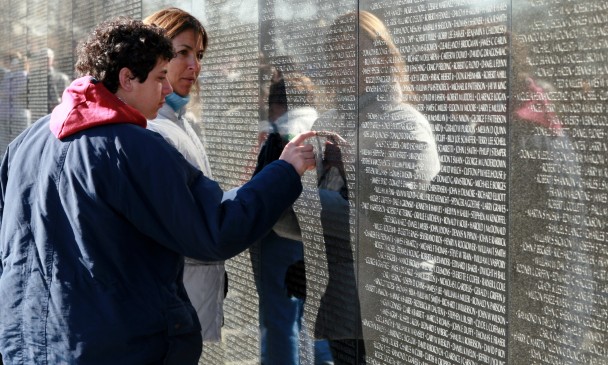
left=0, top=17, right=316, bottom=365
left=143, top=7, right=226, bottom=344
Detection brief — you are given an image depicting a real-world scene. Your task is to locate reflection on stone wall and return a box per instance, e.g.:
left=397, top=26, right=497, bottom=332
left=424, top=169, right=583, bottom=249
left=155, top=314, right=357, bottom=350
left=356, top=1, right=510, bottom=363
left=0, top=0, right=606, bottom=364
left=0, top=0, right=141, bottom=152
left=510, top=0, right=608, bottom=363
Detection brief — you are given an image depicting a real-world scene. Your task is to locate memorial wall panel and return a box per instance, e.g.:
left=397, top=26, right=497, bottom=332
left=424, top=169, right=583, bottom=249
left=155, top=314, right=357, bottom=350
left=0, top=0, right=606, bottom=364
left=510, top=0, right=608, bottom=363
left=355, top=1, right=509, bottom=363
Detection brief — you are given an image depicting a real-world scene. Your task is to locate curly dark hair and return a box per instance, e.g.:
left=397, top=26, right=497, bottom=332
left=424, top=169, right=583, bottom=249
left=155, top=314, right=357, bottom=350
left=75, top=17, right=175, bottom=93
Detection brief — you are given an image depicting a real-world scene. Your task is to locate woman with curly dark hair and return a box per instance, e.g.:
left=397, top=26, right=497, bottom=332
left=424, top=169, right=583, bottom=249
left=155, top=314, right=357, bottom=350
left=0, top=17, right=316, bottom=365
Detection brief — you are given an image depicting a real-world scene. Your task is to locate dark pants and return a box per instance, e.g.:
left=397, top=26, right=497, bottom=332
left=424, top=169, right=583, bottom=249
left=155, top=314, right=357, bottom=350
left=163, top=332, right=203, bottom=365
left=251, top=231, right=305, bottom=365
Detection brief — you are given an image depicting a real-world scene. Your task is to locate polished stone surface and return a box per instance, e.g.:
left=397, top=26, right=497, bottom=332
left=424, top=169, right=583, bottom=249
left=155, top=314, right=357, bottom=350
left=0, top=0, right=606, bottom=363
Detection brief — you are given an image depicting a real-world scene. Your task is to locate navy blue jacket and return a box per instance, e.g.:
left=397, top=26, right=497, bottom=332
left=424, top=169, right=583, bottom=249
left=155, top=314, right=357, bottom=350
left=0, top=77, right=302, bottom=364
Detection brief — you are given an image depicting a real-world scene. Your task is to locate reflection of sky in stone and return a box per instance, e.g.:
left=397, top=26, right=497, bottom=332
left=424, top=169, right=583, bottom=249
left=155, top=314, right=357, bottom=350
left=274, top=1, right=317, bottom=20
left=219, top=0, right=258, bottom=24
left=264, top=0, right=354, bottom=60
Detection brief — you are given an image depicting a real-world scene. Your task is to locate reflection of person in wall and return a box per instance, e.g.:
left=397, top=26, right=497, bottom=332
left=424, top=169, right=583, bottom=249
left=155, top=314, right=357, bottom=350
left=438, top=26, right=589, bottom=362
left=507, top=35, right=591, bottom=363
left=250, top=68, right=321, bottom=365
left=143, top=7, right=228, bottom=346
left=0, top=17, right=317, bottom=364
left=310, top=10, right=440, bottom=364
left=45, top=48, right=71, bottom=113
left=355, top=11, right=440, bottom=191
left=0, top=51, right=30, bottom=136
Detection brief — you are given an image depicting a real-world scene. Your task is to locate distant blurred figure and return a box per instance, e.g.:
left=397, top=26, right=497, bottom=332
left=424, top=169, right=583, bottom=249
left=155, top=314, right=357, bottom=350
left=45, top=48, right=70, bottom=113
left=0, top=51, right=30, bottom=138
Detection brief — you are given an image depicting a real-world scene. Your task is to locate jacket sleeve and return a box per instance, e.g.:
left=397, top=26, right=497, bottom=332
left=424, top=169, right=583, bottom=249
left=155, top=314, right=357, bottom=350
left=103, top=127, right=303, bottom=261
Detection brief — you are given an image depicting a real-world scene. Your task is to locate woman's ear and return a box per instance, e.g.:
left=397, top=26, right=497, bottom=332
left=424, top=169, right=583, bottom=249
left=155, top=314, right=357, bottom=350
left=118, top=67, right=134, bottom=91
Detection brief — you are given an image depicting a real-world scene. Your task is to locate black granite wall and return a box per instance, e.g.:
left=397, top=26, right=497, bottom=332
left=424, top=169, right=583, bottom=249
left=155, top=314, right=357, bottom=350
left=0, top=0, right=605, bottom=363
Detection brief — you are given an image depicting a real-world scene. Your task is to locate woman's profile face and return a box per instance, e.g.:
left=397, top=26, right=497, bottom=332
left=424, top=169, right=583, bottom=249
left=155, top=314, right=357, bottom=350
left=168, top=29, right=204, bottom=96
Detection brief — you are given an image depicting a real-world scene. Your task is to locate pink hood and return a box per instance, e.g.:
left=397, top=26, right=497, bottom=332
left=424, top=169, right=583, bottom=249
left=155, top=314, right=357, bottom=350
left=515, top=77, right=562, bottom=133
left=50, top=76, right=147, bottom=139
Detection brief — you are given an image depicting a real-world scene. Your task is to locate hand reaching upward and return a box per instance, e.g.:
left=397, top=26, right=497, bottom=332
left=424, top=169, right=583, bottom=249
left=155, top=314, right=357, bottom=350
left=279, top=131, right=317, bottom=176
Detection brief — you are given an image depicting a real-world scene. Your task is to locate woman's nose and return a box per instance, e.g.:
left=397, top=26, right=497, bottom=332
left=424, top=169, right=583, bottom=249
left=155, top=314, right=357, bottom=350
left=188, top=55, right=201, bottom=71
